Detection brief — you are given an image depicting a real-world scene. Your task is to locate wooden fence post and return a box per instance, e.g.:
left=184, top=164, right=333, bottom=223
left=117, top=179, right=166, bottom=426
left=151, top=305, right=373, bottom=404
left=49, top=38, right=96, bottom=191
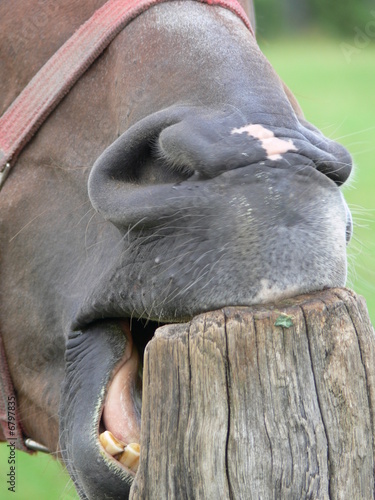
left=130, top=288, right=375, bottom=499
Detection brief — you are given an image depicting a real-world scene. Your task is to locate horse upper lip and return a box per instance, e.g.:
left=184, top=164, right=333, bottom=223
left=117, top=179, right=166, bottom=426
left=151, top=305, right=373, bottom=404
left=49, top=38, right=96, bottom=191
left=71, top=296, right=127, bottom=332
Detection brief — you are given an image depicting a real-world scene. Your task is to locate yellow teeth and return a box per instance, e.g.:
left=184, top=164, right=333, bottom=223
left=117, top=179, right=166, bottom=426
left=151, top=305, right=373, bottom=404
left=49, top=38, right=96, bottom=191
left=118, top=443, right=140, bottom=472
left=99, top=431, right=140, bottom=472
left=99, top=430, right=126, bottom=456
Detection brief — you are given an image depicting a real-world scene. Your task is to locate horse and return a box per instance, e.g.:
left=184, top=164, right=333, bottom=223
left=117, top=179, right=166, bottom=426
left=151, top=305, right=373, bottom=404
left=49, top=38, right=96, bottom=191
left=0, top=0, right=352, bottom=498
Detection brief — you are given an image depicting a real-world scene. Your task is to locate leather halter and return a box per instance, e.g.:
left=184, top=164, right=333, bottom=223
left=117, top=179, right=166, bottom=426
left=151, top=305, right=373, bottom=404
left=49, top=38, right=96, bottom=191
left=0, top=0, right=253, bottom=452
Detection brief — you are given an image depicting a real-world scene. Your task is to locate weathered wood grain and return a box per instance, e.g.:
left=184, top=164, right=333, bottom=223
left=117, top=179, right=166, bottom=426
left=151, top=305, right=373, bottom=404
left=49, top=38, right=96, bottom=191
left=130, top=288, right=375, bottom=499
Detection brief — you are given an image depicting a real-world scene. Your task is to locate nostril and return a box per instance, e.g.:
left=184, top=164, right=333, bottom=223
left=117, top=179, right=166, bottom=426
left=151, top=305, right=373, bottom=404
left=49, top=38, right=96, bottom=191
left=157, top=124, right=198, bottom=176
left=328, top=141, right=353, bottom=186
left=88, top=107, right=186, bottom=208
left=88, top=106, right=207, bottom=226
left=312, top=139, right=353, bottom=187
left=89, top=109, right=182, bottom=186
left=153, top=135, right=196, bottom=180
left=298, top=118, right=353, bottom=186
left=88, top=104, right=244, bottom=224
left=315, top=161, right=350, bottom=186
left=157, top=120, right=232, bottom=180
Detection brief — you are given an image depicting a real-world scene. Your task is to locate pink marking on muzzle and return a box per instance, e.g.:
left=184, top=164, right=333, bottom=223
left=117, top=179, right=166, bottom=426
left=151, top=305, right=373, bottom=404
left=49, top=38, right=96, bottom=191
left=232, top=124, right=297, bottom=161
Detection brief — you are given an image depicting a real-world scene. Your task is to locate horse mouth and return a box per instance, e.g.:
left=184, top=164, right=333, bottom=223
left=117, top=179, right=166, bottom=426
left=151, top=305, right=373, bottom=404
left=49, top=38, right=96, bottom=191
left=96, top=317, right=165, bottom=476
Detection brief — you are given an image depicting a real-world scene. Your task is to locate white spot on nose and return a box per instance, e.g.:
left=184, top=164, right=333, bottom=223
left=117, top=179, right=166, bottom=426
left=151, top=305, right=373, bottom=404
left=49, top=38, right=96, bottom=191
left=231, top=124, right=297, bottom=161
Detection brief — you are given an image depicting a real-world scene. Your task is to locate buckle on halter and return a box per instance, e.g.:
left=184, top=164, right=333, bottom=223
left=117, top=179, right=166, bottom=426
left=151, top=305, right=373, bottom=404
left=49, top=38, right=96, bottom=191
left=24, top=438, right=50, bottom=454
left=0, top=162, right=11, bottom=190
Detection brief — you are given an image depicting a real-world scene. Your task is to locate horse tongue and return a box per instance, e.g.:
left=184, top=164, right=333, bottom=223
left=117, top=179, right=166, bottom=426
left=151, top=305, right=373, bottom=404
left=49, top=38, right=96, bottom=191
left=102, top=321, right=141, bottom=445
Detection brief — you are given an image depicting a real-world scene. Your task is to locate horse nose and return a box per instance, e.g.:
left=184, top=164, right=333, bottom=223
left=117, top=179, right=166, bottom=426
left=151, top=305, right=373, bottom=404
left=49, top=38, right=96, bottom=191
left=88, top=107, right=188, bottom=227
left=88, top=106, right=249, bottom=227
left=89, top=105, right=353, bottom=229
left=88, top=105, right=291, bottom=225
left=157, top=110, right=353, bottom=185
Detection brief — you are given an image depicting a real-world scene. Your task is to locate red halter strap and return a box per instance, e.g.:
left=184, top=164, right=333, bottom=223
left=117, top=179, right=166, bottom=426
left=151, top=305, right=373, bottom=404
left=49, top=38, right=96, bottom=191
left=0, top=0, right=253, bottom=190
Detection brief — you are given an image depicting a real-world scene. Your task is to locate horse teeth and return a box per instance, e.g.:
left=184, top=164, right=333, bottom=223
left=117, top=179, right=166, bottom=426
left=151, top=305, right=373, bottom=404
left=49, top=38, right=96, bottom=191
left=99, top=430, right=126, bottom=456
left=99, top=431, right=140, bottom=472
left=118, top=443, right=140, bottom=472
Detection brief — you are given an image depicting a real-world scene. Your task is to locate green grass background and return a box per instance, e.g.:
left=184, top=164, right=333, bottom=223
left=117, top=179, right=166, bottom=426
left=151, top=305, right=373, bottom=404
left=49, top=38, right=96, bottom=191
left=0, top=37, right=374, bottom=499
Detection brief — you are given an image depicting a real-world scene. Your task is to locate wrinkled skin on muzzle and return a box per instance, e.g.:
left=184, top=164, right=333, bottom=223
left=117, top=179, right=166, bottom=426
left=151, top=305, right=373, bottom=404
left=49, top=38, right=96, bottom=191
left=0, top=2, right=352, bottom=499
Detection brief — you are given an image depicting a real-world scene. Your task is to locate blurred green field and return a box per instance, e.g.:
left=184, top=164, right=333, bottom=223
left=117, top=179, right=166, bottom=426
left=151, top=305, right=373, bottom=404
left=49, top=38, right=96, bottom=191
left=0, top=446, right=78, bottom=499
left=0, top=37, right=374, bottom=499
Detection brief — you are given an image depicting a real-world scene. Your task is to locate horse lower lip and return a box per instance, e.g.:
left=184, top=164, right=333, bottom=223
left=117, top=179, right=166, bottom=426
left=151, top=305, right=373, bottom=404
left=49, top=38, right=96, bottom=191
left=60, top=320, right=143, bottom=497
left=101, top=320, right=142, bottom=446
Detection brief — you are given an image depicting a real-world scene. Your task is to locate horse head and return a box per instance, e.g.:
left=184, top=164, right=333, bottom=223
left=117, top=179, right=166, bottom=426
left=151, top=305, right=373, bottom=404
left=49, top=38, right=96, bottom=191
left=0, top=1, right=352, bottom=498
